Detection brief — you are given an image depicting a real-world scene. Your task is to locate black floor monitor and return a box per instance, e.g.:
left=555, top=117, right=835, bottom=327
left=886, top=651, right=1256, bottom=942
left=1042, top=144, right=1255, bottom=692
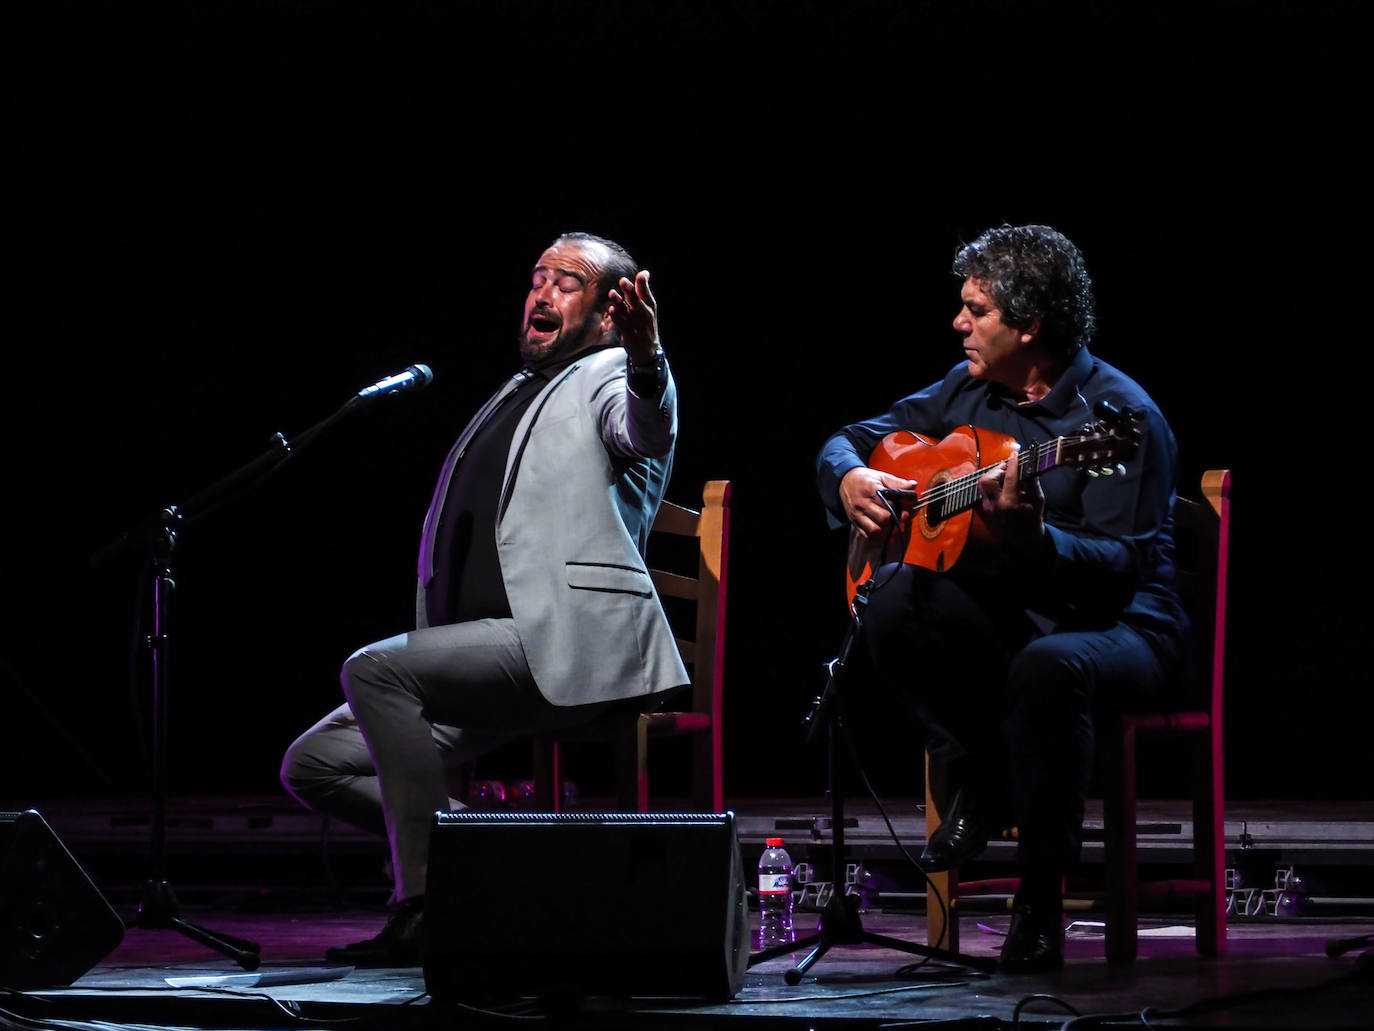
left=423, top=810, right=749, bottom=1005
left=0, top=809, right=125, bottom=990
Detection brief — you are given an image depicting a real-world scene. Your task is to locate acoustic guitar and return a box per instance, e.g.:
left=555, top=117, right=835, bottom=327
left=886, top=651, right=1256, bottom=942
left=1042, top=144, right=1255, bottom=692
left=844, top=416, right=1140, bottom=606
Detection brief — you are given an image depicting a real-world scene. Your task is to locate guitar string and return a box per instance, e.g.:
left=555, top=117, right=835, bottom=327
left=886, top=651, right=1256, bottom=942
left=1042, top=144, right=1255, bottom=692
left=902, top=431, right=1123, bottom=514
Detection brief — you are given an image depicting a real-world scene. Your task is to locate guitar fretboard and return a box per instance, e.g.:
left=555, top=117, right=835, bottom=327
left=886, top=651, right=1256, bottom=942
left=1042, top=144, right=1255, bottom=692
left=922, top=437, right=1067, bottom=522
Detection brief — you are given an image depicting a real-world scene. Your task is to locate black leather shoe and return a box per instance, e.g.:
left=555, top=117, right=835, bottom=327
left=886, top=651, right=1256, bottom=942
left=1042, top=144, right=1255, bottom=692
left=999, top=903, right=1065, bottom=974
left=919, top=789, right=989, bottom=871
left=325, top=896, right=424, bottom=967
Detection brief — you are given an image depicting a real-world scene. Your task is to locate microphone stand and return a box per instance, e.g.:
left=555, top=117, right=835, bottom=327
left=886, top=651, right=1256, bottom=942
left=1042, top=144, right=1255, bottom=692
left=748, top=579, right=997, bottom=982
left=93, top=391, right=389, bottom=968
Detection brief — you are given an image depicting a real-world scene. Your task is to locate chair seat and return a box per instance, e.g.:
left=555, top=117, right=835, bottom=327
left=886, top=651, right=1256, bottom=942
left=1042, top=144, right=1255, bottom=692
left=642, top=711, right=713, bottom=735
left=1125, top=711, right=1210, bottom=734
left=534, top=708, right=713, bottom=743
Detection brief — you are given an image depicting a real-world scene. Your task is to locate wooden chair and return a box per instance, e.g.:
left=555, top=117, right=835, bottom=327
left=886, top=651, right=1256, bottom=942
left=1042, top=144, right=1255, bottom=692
left=925, top=469, right=1231, bottom=962
left=1098, top=468, right=1230, bottom=961
left=531, top=479, right=731, bottom=813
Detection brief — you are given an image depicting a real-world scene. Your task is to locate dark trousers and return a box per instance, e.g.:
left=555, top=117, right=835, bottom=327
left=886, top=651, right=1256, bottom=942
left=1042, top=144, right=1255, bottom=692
left=854, top=562, right=1174, bottom=880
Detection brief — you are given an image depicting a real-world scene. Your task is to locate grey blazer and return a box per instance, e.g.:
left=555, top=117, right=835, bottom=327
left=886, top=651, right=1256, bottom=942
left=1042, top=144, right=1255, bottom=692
left=416, top=346, right=689, bottom=706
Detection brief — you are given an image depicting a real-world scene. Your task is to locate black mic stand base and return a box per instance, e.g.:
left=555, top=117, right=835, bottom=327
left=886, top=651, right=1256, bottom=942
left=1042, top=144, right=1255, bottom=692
left=130, top=879, right=261, bottom=971
left=751, top=888, right=995, bottom=983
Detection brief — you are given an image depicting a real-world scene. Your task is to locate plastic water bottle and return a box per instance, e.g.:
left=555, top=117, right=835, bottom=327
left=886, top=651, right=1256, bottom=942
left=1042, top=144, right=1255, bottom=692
left=756, top=837, right=795, bottom=948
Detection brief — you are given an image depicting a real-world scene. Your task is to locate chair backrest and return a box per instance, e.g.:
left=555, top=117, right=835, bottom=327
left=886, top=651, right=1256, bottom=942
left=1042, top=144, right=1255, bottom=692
left=1200, top=470, right=1231, bottom=727
left=1172, top=469, right=1231, bottom=720
left=647, top=480, right=731, bottom=718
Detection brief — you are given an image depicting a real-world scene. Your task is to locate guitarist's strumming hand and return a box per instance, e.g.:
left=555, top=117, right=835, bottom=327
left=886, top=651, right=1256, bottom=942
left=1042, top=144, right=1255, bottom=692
left=839, top=467, right=919, bottom=539
left=977, top=443, right=1045, bottom=549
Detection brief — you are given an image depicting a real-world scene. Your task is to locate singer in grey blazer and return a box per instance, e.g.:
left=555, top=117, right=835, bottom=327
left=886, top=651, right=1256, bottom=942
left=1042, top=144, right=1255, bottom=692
left=414, top=342, right=686, bottom=705
left=281, top=233, right=687, bottom=963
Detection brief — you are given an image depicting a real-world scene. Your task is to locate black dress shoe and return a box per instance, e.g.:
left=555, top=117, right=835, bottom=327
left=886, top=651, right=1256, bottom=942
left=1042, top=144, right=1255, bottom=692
left=999, top=903, right=1064, bottom=974
left=919, top=789, right=989, bottom=871
left=325, top=896, right=424, bottom=967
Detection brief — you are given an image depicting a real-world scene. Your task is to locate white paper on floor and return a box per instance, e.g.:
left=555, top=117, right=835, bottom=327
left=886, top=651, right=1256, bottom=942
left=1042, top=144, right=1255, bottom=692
left=976, top=920, right=1197, bottom=939
left=164, top=966, right=354, bottom=988
left=1066, top=920, right=1196, bottom=938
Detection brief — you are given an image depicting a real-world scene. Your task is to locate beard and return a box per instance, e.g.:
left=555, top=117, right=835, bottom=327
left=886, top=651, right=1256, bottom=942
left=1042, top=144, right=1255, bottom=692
left=518, top=306, right=605, bottom=368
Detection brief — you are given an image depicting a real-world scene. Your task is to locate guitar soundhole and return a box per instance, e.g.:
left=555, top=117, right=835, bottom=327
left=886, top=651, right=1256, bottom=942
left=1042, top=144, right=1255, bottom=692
left=918, top=469, right=952, bottom=541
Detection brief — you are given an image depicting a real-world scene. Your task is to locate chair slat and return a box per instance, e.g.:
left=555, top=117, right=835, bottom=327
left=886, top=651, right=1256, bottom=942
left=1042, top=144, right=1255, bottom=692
left=651, top=569, right=698, bottom=601
left=651, top=502, right=700, bottom=537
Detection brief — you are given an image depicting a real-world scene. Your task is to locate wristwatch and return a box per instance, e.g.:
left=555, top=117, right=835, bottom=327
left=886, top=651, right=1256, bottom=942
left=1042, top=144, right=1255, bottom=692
left=626, top=346, right=667, bottom=396
left=627, top=346, right=666, bottom=377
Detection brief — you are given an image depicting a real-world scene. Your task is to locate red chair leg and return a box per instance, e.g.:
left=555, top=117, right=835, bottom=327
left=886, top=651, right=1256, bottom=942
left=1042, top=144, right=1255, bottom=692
left=691, top=720, right=722, bottom=813
left=533, top=738, right=563, bottom=812
left=1194, top=730, right=1227, bottom=954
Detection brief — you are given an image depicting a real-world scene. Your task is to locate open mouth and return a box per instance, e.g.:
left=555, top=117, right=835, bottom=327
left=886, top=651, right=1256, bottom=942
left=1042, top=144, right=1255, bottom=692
left=526, top=310, right=561, bottom=341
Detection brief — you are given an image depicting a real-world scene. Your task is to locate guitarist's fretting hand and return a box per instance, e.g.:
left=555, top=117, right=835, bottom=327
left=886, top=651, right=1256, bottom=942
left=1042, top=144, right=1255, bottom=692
left=839, top=467, right=918, bottom=539
left=977, top=444, right=1045, bottom=549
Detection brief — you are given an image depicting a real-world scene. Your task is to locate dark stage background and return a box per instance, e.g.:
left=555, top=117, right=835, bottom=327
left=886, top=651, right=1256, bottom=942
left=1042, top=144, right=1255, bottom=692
left=5, top=2, right=1370, bottom=811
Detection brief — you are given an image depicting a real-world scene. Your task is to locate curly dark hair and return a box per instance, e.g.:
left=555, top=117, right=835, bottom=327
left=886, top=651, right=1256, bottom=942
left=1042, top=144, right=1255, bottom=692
left=952, top=225, right=1096, bottom=362
left=552, top=231, right=639, bottom=310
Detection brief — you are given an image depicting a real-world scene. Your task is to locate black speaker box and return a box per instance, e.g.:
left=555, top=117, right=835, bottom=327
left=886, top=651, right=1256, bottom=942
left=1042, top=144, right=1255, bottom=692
left=0, top=809, right=125, bottom=990
left=423, top=811, right=749, bottom=1004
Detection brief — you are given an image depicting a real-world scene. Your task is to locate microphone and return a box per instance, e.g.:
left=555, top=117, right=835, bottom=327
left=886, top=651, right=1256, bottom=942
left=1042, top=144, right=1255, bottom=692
left=356, top=363, right=434, bottom=400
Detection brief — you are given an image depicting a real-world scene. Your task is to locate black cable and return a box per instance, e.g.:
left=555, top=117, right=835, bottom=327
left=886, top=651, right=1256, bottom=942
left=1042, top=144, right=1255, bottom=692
left=830, top=488, right=964, bottom=973
left=839, top=731, right=954, bottom=973
left=124, top=554, right=153, bottom=778
left=819, top=560, right=960, bottom=973
left=1013, top=993, right=1082, bottom=1022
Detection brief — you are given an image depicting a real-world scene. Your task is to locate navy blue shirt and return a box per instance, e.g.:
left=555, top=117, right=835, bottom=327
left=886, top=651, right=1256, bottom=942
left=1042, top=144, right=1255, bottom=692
left=816, top=347, right=1187, bottom=657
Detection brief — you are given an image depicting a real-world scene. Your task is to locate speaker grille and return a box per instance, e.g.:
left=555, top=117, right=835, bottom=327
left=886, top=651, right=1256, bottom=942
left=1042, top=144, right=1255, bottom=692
left=433, top=810, right=735, bottom=825
left=423, top=810, right=748, bottom=1004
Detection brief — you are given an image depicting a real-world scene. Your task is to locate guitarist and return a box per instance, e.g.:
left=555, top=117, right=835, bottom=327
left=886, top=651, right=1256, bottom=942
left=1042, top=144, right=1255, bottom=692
left=815, top=224, right=1188, bottom=973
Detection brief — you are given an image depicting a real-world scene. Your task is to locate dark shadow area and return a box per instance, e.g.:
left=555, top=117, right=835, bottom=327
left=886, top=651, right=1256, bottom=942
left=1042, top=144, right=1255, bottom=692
left=3, top=0, right=1369, bottom=816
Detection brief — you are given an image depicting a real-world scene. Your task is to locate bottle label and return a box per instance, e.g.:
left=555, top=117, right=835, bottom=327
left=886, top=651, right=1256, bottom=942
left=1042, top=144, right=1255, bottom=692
left=759, top=874, right=791, bottom=894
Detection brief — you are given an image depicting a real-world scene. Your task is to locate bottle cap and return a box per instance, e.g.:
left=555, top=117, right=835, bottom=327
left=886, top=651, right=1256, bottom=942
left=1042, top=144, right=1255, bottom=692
left=765, top=837, right=784, bottom=847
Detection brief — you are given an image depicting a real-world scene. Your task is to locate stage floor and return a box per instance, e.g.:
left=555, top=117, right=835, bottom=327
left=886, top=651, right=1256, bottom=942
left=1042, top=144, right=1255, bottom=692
left=10, top=900, right=1374, bottom=1030
left=4, top=794, right=1373, bottom=1029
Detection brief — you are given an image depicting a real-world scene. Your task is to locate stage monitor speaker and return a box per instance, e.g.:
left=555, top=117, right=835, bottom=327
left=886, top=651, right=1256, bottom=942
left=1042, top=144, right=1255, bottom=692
left=423, top=811, right=749, bottom=1005
left=0, top=809, right=125, bottom=990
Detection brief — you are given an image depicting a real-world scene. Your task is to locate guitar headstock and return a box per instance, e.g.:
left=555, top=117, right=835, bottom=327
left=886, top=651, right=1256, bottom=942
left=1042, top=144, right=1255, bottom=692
left=1065, top=404, right=1142, bottom=477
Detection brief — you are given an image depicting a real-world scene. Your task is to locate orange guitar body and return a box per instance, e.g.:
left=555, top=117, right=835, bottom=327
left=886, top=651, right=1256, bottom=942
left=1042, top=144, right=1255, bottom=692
left=844, top=425, right=1019, bottom=606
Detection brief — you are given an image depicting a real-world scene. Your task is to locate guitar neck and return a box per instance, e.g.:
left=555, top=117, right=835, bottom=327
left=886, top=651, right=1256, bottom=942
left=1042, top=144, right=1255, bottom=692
left=919, top=436, right=1068, bottom=523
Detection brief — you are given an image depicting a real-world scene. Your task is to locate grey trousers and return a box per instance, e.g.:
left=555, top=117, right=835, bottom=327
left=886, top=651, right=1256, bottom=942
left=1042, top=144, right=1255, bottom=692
left=280, top=617, right=609, bottom=901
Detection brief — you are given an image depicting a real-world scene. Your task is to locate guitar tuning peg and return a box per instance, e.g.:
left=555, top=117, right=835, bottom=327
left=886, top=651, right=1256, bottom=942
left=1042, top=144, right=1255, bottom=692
left=1086, top=468, right=1099, bottom=478
left=1115, top=463, right=1126, bottom=475
left=1100, top=466, right=1115, bottom=476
